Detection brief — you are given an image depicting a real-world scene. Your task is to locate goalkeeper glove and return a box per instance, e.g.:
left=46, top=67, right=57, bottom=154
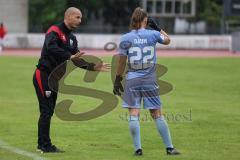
left=113, top=75, right=124, bottom=96
left=147, top=17, right=162, bottom=32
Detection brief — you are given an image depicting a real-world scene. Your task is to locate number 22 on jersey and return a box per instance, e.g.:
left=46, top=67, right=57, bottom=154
left=128, top=46, right=155, bottom=70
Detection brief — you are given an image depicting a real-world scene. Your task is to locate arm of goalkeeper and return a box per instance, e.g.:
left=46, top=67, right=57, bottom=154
left=147, top=17, right=171, bottom=45
left=147, top=18, right=162, bottom=32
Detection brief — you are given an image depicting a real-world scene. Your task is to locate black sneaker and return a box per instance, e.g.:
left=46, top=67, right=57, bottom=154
left=134, top=149, right=143, bottom=156
left=37, top=145, right=64, bottom=153
left=166, top=148, right=180, bottom=155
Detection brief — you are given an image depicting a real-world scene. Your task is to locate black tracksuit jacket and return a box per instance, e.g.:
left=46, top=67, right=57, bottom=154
left=36, top=22, right=94, bottom=73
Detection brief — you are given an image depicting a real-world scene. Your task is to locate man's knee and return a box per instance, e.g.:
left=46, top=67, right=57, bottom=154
left=39, top=111, right=53, bottom=122
left=39, top=105, right=54, bottom=119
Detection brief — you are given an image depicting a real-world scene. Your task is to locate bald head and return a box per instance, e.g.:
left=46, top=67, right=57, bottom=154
left=64, top=7, right=81, bottom=18
left=64, top=7, right=82, bottom=30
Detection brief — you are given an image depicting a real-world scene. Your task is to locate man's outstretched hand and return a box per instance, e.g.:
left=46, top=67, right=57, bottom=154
left=94, top=61, right=111, bottom=72
left=70, top=52, right=111, bottom=72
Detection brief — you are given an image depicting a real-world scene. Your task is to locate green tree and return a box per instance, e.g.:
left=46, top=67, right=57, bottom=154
left=102, top=0, right=140, bottom=33
left=29, top=0, right=66, bottom=32
left=195, top=0, right=223, bottom=33
left=197, top=0, right=222, bottom=23
left=66, top=0, right=104, bottom=25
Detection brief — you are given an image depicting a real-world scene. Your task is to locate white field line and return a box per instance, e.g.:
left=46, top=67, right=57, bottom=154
left=0, top=139, right=48, bottom=160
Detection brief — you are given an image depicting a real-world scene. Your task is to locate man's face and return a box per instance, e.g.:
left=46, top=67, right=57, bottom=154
left=69, top=11, right=82, bottom=29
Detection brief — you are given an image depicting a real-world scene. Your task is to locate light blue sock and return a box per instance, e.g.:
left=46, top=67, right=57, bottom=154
left=129, top=115, right=141, bottom=151
left=155, top=116, right=174, bottom=148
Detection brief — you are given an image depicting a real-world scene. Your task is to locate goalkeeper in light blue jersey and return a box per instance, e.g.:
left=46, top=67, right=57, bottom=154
left=113, top=7, right=180, bottom=156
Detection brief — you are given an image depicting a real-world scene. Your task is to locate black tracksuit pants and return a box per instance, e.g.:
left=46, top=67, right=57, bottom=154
left=33, top=68, right=57, bottom=146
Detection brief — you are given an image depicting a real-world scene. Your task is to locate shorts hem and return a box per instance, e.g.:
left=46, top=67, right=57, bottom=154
left=122, top=105, right=161, bottom=109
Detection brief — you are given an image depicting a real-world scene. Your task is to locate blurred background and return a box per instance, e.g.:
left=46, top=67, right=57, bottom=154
left=0, top=0, right=240, bottom=51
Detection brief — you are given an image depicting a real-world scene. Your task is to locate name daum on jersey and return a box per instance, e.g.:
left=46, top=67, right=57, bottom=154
left=134, top=38, right=148, bottom=44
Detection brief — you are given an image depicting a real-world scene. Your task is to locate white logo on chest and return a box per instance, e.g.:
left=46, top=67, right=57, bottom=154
left=70, top=39, right=74, bottom=46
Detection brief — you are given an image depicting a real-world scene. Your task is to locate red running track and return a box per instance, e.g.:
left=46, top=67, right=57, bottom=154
left=1, top=48, right=240, bottom=58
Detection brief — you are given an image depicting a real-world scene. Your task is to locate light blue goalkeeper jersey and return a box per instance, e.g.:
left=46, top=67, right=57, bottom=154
left=118, top=28, right=165, bottom=80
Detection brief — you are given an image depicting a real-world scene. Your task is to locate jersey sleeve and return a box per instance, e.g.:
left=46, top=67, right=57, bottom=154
left=118, top=35, right=129, bottom=56
left=152, top=30, right=165, bottom=44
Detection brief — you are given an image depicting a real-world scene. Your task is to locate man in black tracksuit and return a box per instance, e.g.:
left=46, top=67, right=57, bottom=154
left=33, top=7, right=109, bottom=153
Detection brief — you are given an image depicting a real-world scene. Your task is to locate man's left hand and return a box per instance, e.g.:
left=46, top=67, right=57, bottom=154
left=94, top=61, right=111, bottom=72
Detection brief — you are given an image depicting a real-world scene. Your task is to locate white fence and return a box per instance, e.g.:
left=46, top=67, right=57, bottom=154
left=3, top=34, right=232, bottom=50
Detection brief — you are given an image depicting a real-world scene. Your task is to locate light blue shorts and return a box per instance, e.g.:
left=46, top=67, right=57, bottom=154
left=122, top=78, right=162, bottom=109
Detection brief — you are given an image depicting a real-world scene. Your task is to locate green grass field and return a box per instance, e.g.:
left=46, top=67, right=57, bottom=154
left=0, top=56, right=240, bottom=160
